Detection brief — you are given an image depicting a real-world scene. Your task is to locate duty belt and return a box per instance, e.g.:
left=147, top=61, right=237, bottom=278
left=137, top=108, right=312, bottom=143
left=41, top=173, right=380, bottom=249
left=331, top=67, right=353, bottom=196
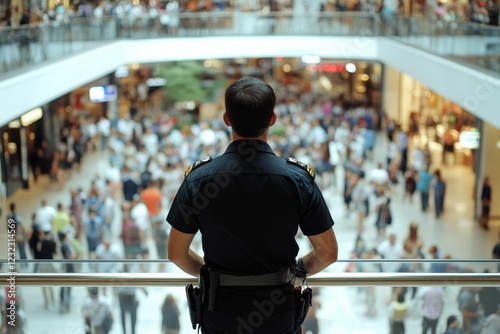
left=215, top=267, right=295, bottom=287
left=204, top=266, right=295, bottom=311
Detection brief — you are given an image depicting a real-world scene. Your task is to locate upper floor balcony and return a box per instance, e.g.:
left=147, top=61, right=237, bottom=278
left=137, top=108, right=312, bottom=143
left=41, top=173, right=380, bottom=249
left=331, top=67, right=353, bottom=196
left=1, top=11, right=500, bottom=78
left=2, top=11, right=500, bottom=129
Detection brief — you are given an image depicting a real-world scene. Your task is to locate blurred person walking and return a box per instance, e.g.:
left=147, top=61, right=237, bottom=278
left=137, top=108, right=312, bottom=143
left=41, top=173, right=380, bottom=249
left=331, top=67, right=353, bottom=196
left=397, top=128, right=409, bottom=175
left=413, top=286, right=445, bottom=334
left=416, top=167, right=433, bottom=213
left=130, top=194, right=150, bottom=238
left=97, top=115, right=111, bottom=151
left=493, top=231, right=500, bottom=272
left=35, top=199, right=56, bottom=233
left=27, top=213, right=42, bottom=272
left=403, top=223, right=424, bottom=259
left=388, top=292, right=409, bottom=334
left=432, top=169, right=446, bottom=218
left=70, top=188, right=84, bottom=235
left=444, top=315, right=464, bottom=334
left=140, top=179, right=163, bottom=223
left=458, top=287, right=482, bottom=334
left=377, top=234, right=404, bottom=273
left=351, top=171, right=369, bottom=234
left=7, top=202, right=28, bottom=268
left=161, top=294, right=180, bottom=334
left=84, top=208, right=103, bottom=260
left=95, top=238, right=123, bottom=295
left=122, top=168, right=140, bottom=202
left=52, top=202, right=71, bottom=242
left=374, top=189, right=392, bottom=241
left=116, top=264, right=148, bottom=334
left=82, top=287, right=114, bottom=334
left=153, top=221, right=169, bottom=272
left=59, top=232, right=75, bottom=313
left=36, top=227, right=58, bottom=310
left=403, top=168, right=417, bottom=203
left=121, top=202, right=144, bottom=260
left=479, top=176, right=492, bottom=230
left=480, top=304, right=500, bottom=334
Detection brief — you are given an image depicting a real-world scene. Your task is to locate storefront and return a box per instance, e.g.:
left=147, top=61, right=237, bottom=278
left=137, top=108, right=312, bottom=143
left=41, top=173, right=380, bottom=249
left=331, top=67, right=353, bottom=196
left=271, top=57, right=383, bottom=106
left=398, top=72, right=479, bottom=168
left=0, top=107, right=44, bottom=196
left=381, top=64, right=500, bottom=221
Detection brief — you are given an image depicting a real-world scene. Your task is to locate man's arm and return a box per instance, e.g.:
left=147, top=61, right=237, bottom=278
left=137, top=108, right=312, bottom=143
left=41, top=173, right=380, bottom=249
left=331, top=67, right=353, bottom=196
left=167, top=227, right=204, bottom=277
left=300, top=228, right=338, bottom=276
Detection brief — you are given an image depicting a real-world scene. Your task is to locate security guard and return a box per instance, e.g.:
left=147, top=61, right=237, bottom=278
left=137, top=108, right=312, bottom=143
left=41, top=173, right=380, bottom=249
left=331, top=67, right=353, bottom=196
left=167, top=77, right=338, bottom=334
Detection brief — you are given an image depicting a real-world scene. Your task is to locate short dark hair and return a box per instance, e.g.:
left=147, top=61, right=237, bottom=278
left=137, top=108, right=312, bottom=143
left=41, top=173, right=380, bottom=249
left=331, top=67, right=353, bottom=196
left=10, top=203, right=15, bottom=211
left=224, top=77, right=276, bottom=138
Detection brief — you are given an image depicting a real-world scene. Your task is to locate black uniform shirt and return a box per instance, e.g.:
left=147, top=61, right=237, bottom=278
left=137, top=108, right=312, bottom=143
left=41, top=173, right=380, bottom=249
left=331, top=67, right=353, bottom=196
left=167, top=139, right=334, bottom=276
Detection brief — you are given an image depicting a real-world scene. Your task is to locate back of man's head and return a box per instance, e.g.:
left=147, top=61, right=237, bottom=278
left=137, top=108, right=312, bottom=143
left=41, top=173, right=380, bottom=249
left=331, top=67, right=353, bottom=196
left=224, top=77, right=276, bottom=138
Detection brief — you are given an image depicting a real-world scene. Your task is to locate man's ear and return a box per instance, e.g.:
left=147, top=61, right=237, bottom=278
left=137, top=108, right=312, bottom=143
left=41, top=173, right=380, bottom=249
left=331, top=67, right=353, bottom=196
left=223, top=112, right=231, bottom=127
left=269, top=113, right=277, bottom=126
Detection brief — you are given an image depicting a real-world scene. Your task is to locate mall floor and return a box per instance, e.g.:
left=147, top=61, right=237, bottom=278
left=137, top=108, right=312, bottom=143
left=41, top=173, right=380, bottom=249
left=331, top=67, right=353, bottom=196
left=0, top=132, right=498, bottom=334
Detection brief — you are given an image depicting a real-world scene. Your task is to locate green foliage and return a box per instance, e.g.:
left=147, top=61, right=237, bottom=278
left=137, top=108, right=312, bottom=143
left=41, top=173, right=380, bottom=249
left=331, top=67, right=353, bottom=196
left=269, top=123, right=286, bottom=137
left=154, top=61, right=225, bottom=103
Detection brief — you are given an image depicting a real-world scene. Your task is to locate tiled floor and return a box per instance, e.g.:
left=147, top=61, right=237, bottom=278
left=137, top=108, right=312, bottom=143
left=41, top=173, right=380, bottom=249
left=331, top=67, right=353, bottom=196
left=1, top=132, right=498, bottom=334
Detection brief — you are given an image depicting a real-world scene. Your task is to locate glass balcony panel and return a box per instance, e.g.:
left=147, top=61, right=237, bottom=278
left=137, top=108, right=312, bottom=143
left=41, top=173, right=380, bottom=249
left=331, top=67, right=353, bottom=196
left=1, top=260, right=499, bottom=333
left=2, top=12, right=500, bottom=76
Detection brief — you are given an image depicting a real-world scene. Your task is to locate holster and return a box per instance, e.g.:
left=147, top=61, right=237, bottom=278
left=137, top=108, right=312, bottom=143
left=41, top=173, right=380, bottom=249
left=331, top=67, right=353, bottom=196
left=185, top=283, right=202, bottom=330
left=293, top=286, right=313, bottom=333
left=186, top=265, right=209, bottom=330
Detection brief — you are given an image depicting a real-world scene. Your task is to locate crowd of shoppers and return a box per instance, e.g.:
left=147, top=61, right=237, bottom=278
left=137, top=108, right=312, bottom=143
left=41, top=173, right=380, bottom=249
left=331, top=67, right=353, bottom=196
left=1, top=0, right=499, bottom=28
left=1, top=62, right=498, bottom=334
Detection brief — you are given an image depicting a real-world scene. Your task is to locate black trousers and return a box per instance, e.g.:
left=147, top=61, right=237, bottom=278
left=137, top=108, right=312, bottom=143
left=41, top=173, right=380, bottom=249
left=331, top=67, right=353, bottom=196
left=201, top=284, right=297, bottom=334
left=422, top=317, right=439, bottom=334
left=391, top=321, right=405, bottom=334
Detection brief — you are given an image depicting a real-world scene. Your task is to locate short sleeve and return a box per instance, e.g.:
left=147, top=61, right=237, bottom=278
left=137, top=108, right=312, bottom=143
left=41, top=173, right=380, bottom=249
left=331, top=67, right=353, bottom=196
left=166, top=181, right=199, bottom=234
left=299, top=182, right=335, bottom=236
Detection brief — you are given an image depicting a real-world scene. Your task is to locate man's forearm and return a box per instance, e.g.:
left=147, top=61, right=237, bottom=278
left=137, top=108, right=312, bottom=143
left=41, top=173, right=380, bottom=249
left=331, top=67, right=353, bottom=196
left=171, top=249, right=205, bottom=277
left=301, top=248, right=337, bottom=276
left=301, top=229, right=338, bottom=276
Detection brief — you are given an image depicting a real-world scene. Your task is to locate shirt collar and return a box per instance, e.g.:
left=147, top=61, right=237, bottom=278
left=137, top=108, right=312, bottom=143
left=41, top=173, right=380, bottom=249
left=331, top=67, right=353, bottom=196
left=224, top=139, right=274, bottom=155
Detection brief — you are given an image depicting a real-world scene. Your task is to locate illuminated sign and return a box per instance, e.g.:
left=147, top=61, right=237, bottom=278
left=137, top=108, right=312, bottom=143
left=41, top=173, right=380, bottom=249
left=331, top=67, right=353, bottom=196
left=115, top=65, right=129, bottom=78
left=89, top=85, right=117, bottom=103
left=21, top=107, right=43, bottom=126
left=459, top=130, right=480, bottom=149
left=308, top=64, right=346, bottom=73
left=146, top=78, right=167, bottom=87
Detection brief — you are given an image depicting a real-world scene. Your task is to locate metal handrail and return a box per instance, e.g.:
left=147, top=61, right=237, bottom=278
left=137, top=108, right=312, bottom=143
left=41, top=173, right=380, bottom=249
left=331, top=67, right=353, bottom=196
left=1, top=272, right=499, bottom=287
left=1, top=258, right=498, bottom=263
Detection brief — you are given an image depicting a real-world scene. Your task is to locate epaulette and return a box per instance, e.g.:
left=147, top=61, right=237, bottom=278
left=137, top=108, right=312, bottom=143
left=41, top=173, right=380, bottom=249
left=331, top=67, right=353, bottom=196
left=286, top=157, right=315, bottom=180
left=185, top=156, right=212, bottom=178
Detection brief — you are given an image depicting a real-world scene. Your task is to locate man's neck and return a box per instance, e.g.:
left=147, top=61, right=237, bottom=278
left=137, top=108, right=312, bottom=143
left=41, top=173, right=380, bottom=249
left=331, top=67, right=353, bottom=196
left=231, top=132, right=268, bottom=142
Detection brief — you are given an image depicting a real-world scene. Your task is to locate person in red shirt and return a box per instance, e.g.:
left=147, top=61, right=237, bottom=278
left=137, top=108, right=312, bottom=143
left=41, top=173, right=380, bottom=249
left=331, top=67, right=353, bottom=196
left=140, top=180, right=163, bottom=222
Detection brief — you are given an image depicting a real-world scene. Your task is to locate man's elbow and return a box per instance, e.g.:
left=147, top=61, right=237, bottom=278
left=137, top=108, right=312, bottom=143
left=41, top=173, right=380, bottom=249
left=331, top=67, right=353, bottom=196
left=167, top=250, right=180, bottom=263
left=319, top=245, right=338, bottom=265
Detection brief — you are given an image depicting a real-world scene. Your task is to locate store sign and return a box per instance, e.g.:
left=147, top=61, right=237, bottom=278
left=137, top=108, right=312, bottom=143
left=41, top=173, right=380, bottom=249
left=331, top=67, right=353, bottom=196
left=459, top=131, right=481, bottom=149
left=146, top=78, right=167, bottom=87
left=115, top=65, right=129, bottom=78
left=89, top=85, right=117, bottom=103
left=308, top=64, right=346, bottom=73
